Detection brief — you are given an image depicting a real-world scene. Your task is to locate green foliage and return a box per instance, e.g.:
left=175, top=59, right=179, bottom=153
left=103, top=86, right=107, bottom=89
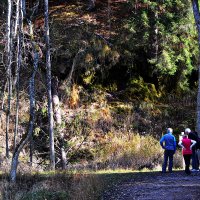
left=125, top=0, right=198, bottom=92
left=126, top=77, right=159, bottom=101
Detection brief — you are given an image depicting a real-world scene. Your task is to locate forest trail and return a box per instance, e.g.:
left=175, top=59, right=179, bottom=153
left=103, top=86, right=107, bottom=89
left=102, top=171, right=200, bottom=200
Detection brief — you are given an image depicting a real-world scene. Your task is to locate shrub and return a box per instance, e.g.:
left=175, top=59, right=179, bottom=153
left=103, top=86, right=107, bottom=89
left=96, top=133, right=163, bottom=170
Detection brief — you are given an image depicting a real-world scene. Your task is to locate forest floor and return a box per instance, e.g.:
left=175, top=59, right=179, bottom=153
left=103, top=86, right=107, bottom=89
left=102, top=171, right=200, bottom=200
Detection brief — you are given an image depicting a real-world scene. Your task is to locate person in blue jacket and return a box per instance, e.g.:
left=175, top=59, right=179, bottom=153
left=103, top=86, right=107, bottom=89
left=160, top=128, right=176, bottom=173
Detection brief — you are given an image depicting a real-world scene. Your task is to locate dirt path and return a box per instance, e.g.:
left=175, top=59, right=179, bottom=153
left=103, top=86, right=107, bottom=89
left=102, top=171, right=200, bottom=200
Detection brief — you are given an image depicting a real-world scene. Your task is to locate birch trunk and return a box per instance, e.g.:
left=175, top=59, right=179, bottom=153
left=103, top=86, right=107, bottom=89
left=22, top=0, right=26, bottom=17
left=52, top=77, right=66, bottom=169
left=6, top=0, right=13, bottom=159
left=14, top=0, right=23, bottom=152
left=10, top=48, right=38, bottom=183
left=44, top=0, right=55, bottom=170
left=14, top=0, right=20, bottom=38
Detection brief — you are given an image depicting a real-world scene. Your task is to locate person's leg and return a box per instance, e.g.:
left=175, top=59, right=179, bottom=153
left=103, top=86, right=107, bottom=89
left=195, top=150, right=199, bottom=170
left=184, top=155, right=191, bottom=174
left=188, top=154, right=192, bottom=173
left=196, top=150, right=200, bottom=170
left=162, top=150, right=168, bottom=173
left=168, top=150, right=174, bottom=172
left=191, top=149, right=198, bottom=170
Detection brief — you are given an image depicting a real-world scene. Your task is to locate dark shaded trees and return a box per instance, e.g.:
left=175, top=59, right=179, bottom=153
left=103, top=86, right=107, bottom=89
left=191, top=0, right=200, bottom=133
left=125, top=0, right=197, bottom=94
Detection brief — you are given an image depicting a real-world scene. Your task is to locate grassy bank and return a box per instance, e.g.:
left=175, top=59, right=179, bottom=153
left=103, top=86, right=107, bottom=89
left=0, top=167, right=185, bottom=200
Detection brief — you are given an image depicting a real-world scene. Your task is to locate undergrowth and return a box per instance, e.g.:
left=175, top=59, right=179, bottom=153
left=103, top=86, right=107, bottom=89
left=0, top=169, right=165, bottom=200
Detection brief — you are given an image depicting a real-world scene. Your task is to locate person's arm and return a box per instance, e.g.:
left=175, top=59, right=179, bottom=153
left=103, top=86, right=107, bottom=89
left=190, top=140, right=197, bottom=150
left=173, top=136, right=176, bottom=151
left=160, top=136, right=165, bottom=149
left=178, top=141, right=185, bottom=149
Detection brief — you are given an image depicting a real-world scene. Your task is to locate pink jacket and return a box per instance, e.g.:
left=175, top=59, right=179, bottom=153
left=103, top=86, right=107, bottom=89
left=182, top=138, right=192, bottom=155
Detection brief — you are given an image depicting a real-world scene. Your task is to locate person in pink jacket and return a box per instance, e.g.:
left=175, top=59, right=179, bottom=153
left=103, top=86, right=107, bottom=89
left=178, top=132, right=196, bottom=175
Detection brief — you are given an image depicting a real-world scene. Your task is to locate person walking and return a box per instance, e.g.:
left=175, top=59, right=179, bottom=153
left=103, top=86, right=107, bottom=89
left=160, top=128, right=176, bottom=173
left=185, top=128, right=199, bottom=171
left=178, top=132, right=196, bottom=175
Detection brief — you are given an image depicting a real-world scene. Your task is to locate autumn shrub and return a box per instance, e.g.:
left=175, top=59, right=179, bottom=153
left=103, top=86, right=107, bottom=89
left=96, top=133, right=163, bottom=170
left=68, top=173, right=105, bottom=200
left=0, top=171, right=112, bottom=200
left=173, top=150, right=184, bottom=169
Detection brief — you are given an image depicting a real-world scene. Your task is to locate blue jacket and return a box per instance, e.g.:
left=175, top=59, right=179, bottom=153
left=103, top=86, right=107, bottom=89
left=160, top=133, right=176, bottom=151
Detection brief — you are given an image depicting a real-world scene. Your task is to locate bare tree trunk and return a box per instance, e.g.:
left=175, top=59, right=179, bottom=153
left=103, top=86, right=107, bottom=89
left=10, top=0, right=39, bottom=181
left=52, top=77, right=66, bottom=169
left=0, top=81, right=7, bottom=115
left=13, top=0, right=23, bottom=151
left=107, top=0, right=111, bottom=38
left=29, top=134, right=33, bottom=165
left=10, top=47, right=38, bottom=183
left=6, top=0, right=13, bottom=159
left=191, top=0, right=200, bottom=134
left=197, top=61, right=200, bottom=134
left=22, top=0, right=26, bottom=17
left=44, top=0, right=55, bottom=170
left=87, top=0, right=96, bottom=11
left=14, top=0, right=20, bottom=38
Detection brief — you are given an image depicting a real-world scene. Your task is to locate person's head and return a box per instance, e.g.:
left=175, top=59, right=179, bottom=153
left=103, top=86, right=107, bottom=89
left=185, top=128, right=191, bottom=134
left=181, top=131, right=187, bottom=138
left=167, top=128, right=173, bottom=134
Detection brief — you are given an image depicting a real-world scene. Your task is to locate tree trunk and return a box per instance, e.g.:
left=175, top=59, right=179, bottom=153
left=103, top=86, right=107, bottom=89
left=87, top=0, right=96, bottom=11
left=107, top=0, right=111, bottom=38
left=14, top=0, right=20, bottom=38
left=10, top=0, right=39, bottom=181
left=6, top=0, right=13, bottom=159
left=22, top=0, right=26, bottom=17
left=10, top=47, right=38, bottom=183
left=13, top=0, right=23, bottom=151
left=191, top=0, right=200, bottom=134
left=197, top=61, right=200, bottom=134
left=44, top=0, right=55, bottom=170
left=52, top=77, right=66, bottom=169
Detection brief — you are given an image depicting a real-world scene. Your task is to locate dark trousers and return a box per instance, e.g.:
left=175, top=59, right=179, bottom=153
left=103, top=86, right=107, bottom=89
left=183, top=154, right=192, bottom=174
left=162, top=150, right=174, bottom=173
left=191, top=149, right=199, bottom=170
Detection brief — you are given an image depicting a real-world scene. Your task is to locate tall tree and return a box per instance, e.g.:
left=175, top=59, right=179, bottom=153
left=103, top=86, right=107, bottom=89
left=44, top=0, right=55, bottom=170
left=191, top=0, right=200, bottom=133
left=13, top=0, right=23, bottom=151
left=10, top=0, right=42, bottom=181
left=52, top=77, right=66, bottom=169
left=6, top=0, right=13, bottom=159
left=10, top=7, right=39, bottom=179
left=126, top=0, right=197, bottom=93
left=10, top=44, right=39, bottom=182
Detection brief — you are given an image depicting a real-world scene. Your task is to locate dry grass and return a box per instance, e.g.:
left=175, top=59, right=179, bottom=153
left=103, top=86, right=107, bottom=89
left=96, top=133, right=163, bottom=170
left=0, top=169, right=163, bottom=200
